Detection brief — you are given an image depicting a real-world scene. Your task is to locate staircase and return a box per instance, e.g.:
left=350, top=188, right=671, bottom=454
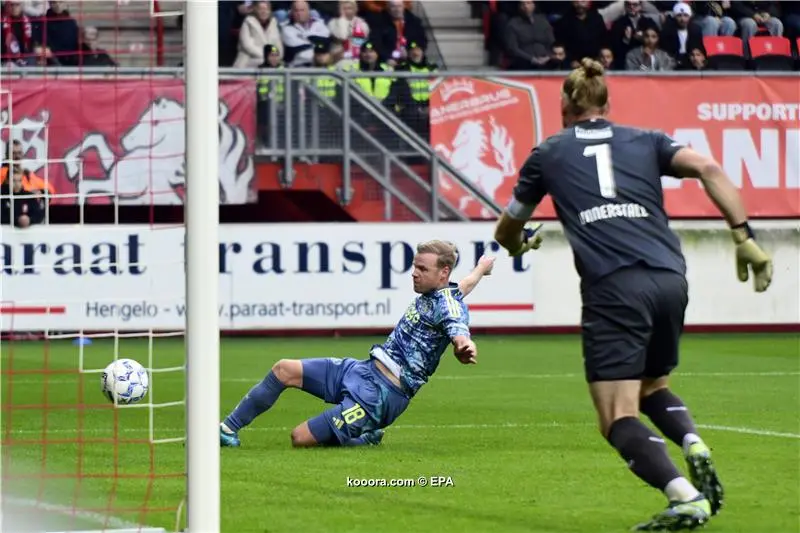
left=419, top=1, right=486, bottom=69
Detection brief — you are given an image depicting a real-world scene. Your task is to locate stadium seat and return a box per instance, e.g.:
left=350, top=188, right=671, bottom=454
left=703, top=36, right=746, bottom=70
left=749, top=36, right=794, bottom=71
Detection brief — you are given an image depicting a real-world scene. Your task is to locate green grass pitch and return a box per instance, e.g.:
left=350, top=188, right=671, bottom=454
left=2, top=334, right=798, bottom=533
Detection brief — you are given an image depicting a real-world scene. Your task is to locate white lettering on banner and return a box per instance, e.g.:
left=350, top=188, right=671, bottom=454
left=697, top=102, right=800, bottom=122
left=661, top=128, right=800, bottom=189
left=0, top=223, right=797, bottom=332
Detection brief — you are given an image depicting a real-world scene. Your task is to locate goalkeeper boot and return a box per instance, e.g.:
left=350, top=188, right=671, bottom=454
left=219, top=423, right=241, bottom=448
left=632, top=495, right=711, bottom=531
left=685, top=440, right=724, bottom=516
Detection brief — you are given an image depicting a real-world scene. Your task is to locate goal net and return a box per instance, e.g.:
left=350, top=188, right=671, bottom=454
left=0, top=1, right=226, bottom=531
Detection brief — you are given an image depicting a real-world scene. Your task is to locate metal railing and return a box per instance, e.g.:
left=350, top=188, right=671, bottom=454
left=3, top=67, right=798, bottom=222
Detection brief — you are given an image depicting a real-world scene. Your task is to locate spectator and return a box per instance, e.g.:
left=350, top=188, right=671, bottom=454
left=280, top=0, right=330, bottom=67
left=595, top=0, right=662, bottom=25
left=783, top=1, right=800, bottom=40
left=234, top=1, right=282, bottom=67
left=32, top=43, right=58, bottom=65
left=610, top=0, right=659, bottom=69
left=21, top=0, right=47, bottom=43
left=378, top=0, right=426, bottom=68
left=0, top=165, right=45, bottom=228
left=273, top=0, right=323, bottom=23
left=731, top=1, right=783, bottom=44
left=504, top=0, right=555, bottom=70
left=359, top=0, right=413, bottom=30
left=547, top=42, right=570, bottom=69
left=692, top=1, right=737, bottom=36
left=219, top=2, right=252, bottom=66
left=686, top=46, right=708, bottom=70
left=660, top=2, right=703, bottom=69
left=327, top=0, right=369, bottom=63
left=1, top=140, right=56, bottom=195
left=625, top=26, right=675, bottom=70
left=44, top=0, right=80, bottom=66
left=555, top=0, right=608, bottom=67
left=598, top=46, right=615, bottom=69
left=79, top=26, right=116, bottom=66
left=2, top=1, right=34, bottom=66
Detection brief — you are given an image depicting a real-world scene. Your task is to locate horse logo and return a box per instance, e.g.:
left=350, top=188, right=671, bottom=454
left=434, top=116, right=516, bottom=216
left=64, top=97, right=254, bottom=204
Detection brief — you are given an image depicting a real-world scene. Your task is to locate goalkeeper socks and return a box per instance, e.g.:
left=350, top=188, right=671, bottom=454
left=223, top=371, right=286, bottom=432
left=607, top=417, right=684, bottom=492
left=640, top=389, right=699, bottom=448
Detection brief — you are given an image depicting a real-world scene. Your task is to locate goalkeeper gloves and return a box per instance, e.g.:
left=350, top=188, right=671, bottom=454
left=731, top=222, right=773, bottom=293
left=509, top=222, right=543, bottom=257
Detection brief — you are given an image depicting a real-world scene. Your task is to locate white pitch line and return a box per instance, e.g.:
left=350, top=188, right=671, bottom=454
left=6, top=421, right=799, bottom=439
left=696, top=424, right=800, bottom=439
left=3, top=496, right=166, bottom=533
left=8, top=370, right=799, bottom=385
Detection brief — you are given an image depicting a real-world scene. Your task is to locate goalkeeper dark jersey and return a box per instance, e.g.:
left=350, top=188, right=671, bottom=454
left=506, top=118, right=687, bottom=290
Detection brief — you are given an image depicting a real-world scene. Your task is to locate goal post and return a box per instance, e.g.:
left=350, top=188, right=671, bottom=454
left=184, top=2, right=221, bottom=533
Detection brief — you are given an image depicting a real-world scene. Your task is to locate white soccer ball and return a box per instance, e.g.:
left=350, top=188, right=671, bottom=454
left=101, top=358, right=150, bottom=405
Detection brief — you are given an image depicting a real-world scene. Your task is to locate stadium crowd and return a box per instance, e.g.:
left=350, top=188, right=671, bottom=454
left=1, top=0, right=115, bottom=67
left=485, top=1, right=800, bottom=71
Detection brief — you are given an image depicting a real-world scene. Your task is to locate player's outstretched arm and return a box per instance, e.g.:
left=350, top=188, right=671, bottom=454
left=668, top=147, right=773, bottom=292
left=458, top=255, right=496, bottom=298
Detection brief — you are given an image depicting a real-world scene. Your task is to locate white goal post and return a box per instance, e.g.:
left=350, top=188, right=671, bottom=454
left=185, top=1, right=221, bottom=532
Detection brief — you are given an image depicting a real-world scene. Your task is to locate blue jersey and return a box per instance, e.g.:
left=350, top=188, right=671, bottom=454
left=370, top=282, right=470, bottom=396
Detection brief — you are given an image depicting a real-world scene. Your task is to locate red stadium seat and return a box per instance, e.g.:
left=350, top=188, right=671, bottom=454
left=703, top=36, right=746, bottom=70
left=749, top=36, right=793, bottom=71
left=749, top=36, right=791, bottom=58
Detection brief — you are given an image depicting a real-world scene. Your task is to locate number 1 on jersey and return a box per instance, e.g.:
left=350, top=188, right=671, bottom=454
left=583, top=143, right=617, bottom=199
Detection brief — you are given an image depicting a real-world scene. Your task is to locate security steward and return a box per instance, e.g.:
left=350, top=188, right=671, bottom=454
left=256, top=44, right=284, bottom=148
left=387, top=41, right=437, bottom=139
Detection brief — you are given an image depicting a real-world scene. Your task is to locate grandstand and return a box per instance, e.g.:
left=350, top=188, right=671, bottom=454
left=1, top=1, right=798, bottom=533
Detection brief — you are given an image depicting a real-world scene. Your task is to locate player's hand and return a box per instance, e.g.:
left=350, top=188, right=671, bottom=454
left=732, top=224, right=773, bottom=293
left=509, top=222, right=543, bottom=257
left=453, top=339, right=477, bottom=365
left=477, top=255, right=496, bottom=276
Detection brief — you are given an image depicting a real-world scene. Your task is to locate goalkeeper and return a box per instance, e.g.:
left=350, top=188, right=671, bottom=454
left=220, top=241, right=500, bottom=448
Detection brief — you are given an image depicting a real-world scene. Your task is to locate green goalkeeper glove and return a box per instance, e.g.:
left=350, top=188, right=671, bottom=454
left=731, top=223, right=773, bottom=293
left=509, top=222, right=544, bottom=257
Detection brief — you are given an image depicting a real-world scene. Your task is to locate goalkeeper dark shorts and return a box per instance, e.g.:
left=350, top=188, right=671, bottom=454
left=580, top=266, right=689, bottom=382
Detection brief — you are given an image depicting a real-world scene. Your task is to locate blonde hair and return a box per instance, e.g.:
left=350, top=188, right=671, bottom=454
left=416, top=240, right=458, bottom=270
left=562, top=57, right=608, bottom=116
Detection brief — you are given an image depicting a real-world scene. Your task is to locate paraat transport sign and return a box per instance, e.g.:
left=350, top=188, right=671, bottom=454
left=0, top=224, right=538, bottom=331
left=0, top=230, right=532, bottom=289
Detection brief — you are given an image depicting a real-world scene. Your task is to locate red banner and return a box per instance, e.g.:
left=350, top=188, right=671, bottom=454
left=431, top=76, right=800, bottom=219
left=1, top=79, right=256, bottom=205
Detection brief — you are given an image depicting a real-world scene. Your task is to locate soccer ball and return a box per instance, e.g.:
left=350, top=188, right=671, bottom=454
left=101, top=358, right=150, bottom=405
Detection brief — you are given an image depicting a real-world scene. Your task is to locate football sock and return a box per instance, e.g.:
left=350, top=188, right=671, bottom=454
left=223, top=371, right=286, bottom=432
left=640, top=389, right=699, bottom=449
left=607, top=416, right=684, bottom=493
left=664, top=477, right=701, bottom=502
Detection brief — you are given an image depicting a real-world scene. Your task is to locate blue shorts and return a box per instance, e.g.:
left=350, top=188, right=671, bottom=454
left=302, top=358, right=410, bottom=445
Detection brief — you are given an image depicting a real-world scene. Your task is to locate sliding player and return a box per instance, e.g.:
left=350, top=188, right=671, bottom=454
left=220, top=241, right=503, bottom=448
left=493, top=58, right=772, bottom=530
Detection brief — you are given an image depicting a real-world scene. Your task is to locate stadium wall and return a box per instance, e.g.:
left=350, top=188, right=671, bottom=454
left=1, top=221, right=797, bottom=334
